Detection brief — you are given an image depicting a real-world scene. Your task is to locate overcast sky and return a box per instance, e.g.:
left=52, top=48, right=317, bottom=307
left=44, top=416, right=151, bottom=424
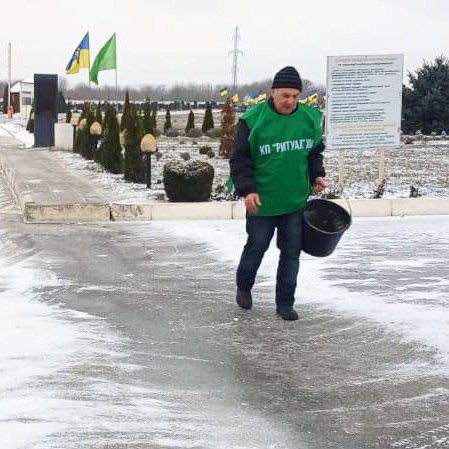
left=0, top=0, right=447, bottom=88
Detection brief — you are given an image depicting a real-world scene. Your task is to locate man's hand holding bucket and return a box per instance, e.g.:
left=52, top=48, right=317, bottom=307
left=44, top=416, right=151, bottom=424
left=313, top=176, right=326, bottom=193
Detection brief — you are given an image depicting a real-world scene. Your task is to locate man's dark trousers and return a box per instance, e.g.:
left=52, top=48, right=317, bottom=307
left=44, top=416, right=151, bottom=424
left=236, top=209, right=303, bottom=309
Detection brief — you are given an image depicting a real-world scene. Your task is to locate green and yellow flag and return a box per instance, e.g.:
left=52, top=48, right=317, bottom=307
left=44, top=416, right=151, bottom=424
left=89, top=33, right=117, bottom=85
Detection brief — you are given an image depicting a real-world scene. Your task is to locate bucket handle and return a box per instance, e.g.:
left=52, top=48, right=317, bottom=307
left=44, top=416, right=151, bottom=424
left=319, top=188, right=352, bottom=218
left=310, top=186, right=352, bottom=218
left=341, top=193, right=352, bottom=218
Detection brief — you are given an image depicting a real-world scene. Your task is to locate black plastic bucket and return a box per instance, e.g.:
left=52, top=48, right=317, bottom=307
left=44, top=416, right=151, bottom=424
left=302, top=199, right=351, bottom=257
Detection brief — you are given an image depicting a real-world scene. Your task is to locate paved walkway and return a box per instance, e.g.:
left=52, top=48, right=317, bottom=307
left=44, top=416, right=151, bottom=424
left=0, top=141, right=112, bottom=222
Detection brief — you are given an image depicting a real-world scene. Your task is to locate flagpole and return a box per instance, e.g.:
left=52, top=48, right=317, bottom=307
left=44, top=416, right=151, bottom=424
left=87, top=31, right=91, bottom=98
left=115, top=68, right=118, bottom=110
left=115, top=34, right=118, bottom=110
left=88, top=58, right=91, bottom=97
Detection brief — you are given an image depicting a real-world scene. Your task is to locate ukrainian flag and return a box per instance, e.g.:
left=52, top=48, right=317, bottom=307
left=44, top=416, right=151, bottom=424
left=220, top=87, right=228, bottom=97
left=255, top=92, right=267, bottom=103
left=243, top=95, right=254, bottom=105
left=307, top=93, right=318, bottom=104
left=231, top=94, right=239, bottom=103
left=66, top=32, right=90, bottom=75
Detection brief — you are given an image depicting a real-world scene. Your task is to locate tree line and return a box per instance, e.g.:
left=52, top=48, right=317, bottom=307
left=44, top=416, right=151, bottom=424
left=58, top=77, right=320, bottom=102
left=4, top=55, right=449, bottom=134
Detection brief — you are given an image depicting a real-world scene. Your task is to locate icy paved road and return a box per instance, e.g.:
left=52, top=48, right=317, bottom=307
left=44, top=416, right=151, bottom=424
left=1, top=169, right=449, bottom=449
left=151, top=217, right=449, bottom=449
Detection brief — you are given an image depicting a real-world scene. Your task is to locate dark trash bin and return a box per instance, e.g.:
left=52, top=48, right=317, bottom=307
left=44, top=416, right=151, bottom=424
left=302, top=199, right=351, bottom=257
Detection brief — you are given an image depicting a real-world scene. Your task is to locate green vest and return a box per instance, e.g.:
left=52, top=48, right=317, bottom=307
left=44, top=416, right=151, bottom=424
left=242, top=101, right=322, bottom=216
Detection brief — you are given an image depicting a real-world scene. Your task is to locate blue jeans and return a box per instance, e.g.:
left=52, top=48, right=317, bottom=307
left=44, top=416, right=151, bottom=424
left=236, top=209, right=303, bottom=309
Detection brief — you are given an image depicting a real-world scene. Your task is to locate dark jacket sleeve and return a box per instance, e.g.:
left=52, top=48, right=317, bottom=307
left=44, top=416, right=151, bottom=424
left=307, top=140, right=326, bottom=183
left=229, top=119, right=257, bottom=197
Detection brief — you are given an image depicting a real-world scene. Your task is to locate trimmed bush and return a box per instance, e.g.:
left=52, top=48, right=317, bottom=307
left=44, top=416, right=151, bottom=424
left=187, top=127, right=202, bottom=138
left=163, top=160, right=214, bottom=202
left=180, top=152, right=191, bottom=161
left=199, top=145, right=212, bottom=155
left=206, top=127, right=221, bottom=138
left=166, top=128, right=180, bottom=137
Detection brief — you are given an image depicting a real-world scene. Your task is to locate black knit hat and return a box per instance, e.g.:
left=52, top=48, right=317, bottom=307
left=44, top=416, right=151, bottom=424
left=272, top=66, right=302, bottom=91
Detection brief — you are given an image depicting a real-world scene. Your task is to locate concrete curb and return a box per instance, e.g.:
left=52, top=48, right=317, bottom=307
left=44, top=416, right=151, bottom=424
left=109, top=198, right=449, bottom=222
left=2, top=150, right=449, bottom=223
left=23, top=204, right=111, bottom=224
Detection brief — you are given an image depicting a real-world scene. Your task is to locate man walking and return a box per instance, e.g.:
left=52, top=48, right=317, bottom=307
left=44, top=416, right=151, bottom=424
left=229, top=66, right=326, bottom=321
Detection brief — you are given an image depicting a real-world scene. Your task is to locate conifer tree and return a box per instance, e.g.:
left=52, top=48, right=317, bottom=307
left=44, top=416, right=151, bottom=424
left=26, top=108, right=34, bottom=133
left=74, top=103, right=95, bottom=159
left=202, top=103, right=214, bottom=133
left=66, top=102, right=73, bottom=123
left=66, top=109, right=72, bottom=124
left=164, top=109, right=172, bottom=133
left=120, top=90, right=131, bottom=131
left=124, top=105, right=146, bottom=183
left=219, top=97, right=236, bottom=158
left=99, top=105, right=123, bottom=174
left=95, top=101, right=103, bottom=126
left=143, top=102, right=154, bottom=135
left=78, top=101, right=89, bottom=123
left=84, top=108, right=96, bottom=160
left=402, top=56, right=449, bottom=133
left=185, top=110, right=195, bottom=134
left=151, top=104, right=158, bottom=132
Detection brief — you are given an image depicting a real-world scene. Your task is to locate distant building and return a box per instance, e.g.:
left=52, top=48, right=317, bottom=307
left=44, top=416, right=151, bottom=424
left=11, top=78, right=34, bottom=119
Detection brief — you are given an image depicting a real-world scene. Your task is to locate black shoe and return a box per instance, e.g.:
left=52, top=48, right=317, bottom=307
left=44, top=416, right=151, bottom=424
left=236, top=289, right=252, bottom=310
left=276, top=307, right=299, bottom=321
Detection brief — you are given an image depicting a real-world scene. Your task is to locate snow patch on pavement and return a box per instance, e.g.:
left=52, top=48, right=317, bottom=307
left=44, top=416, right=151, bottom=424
left=0, top=229, right=303, bottom=449
left=153, top=217, right=449, bottom=367
left=0, top=120, right=34, bottom=148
